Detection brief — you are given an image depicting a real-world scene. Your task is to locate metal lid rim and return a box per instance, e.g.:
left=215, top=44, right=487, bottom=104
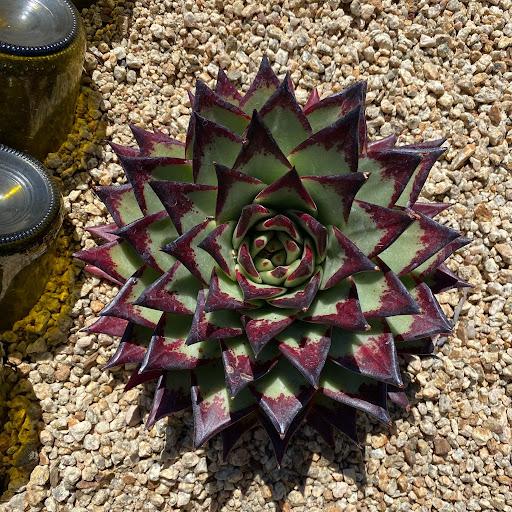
left=0, top=144, right=61, bottom=250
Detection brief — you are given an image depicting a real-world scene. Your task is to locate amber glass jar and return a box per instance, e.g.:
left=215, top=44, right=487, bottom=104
left=0, top=145, right=63, bottom=331
left=0, top=0, right=86, bottom=161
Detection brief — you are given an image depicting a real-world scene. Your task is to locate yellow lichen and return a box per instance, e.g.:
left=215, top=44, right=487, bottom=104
left=5, top=232, right=78, bottom=347
left=46, top=86, right=107, bottom=179
left=0, top=366, right=41, bottom=498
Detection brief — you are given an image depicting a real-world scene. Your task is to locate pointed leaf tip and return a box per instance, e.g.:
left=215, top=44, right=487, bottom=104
left=289, top=105, right=361, bottom=176
left=254, top=167, right=317, bottom=215
left=239, top=56, right=280, bottom=114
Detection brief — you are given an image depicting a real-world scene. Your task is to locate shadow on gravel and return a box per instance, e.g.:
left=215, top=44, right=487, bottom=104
left=116, top=358, right=423, bottom=512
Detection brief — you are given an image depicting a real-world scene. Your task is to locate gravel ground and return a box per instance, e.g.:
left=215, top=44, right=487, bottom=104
left=1, top=0, right=512, bottom=510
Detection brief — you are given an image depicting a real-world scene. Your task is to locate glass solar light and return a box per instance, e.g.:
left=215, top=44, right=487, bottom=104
left=0, top=0, right=86, bottom=160
left=0, top=145, right=63, bottom=331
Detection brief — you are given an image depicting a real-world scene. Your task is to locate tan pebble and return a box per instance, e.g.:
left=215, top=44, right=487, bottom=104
left=474, top=203, right=493, bottom=222
left=54, top=364, right=71, bottom=382
left=371, top=433, right=388, bottom=448
left=488, top=104, right=501, bottom=125
left=90, top=300, right=105, bottom=313
left=495, top=243, right=512, bottom=262
left=433, top=437, right=451, bottom=456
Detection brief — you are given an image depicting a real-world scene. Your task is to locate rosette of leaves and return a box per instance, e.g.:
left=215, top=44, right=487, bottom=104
left=75, top=58, right=469, bottom=462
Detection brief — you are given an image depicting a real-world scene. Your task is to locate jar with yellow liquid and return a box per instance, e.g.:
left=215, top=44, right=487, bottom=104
left=0, top=0, right=86, bottom=161
left=0, top=145, right=63, bottom=331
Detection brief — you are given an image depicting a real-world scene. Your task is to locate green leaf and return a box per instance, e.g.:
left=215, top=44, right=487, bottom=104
left=301, top=174, right=365, bottom=228
left=319, top=361, right=390, bottom=424
left=205, top=267, right=259, bottom=312
left=275, top=322, right=331, bottom=386
left=329, top=324, right=402, bottom=386
left=353, top=270, right=419, bottom=318
left=259, top=76, right=312, bottom=155
left=187, top=289, right=243, bottom=344
left=130, top=125, right=185, bottom=158
left=222, top=336, right=278, bottom=396
left=114, top=153, right=194, bottom=214
left=288, top=107, right=360, bottom=176
left=343, top=200, right=413, bottom=258
left=146, top=370, right=191, bottom=428
left=74, top=239, right=143, bottom=283
left=215, top=68, right=243, bottom=105
left=199, top=222, right=237, bottom=280
left=378, top=212, right=460, bottom=275
left=243, top=308, right=297, bottom=355
left=251, top=359, right=313, bottom=437
left=239, top=56, right=280, bottom=114
left=386, top=282, right=452, bottom=341
left=254, top=168, right=317, bottom=215
left=214, top=164, right=265, bottom=223
left=301, top=280, right=369, bottom=331
left=95, top=185, right=143, bottom=228
left=192, top=364, right=256, bottom=446
left=193, top=80, right=250, bottom=135
left=305, top=81, right=367, bottom=133
left=320, top=226, right=375, bottom=290
left=140, top=314, right=220, bottom=372
left=115, top=210, right=177, bottom=273
left=233, top=111, right=292, bottom=183
left=101, top=267, right=162, bottom=328
left=164, top=219, right=217, bottom=284
left=355, top=149, right=421, bottom=208
left=232, top=204, right=273, bottom=250
left=150, top=180, right=217, bottom=235
left=135, top=261, right=201, bottom=315
left=192, top=114, right=243, bottom=185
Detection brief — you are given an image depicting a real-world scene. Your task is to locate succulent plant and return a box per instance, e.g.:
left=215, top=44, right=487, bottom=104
left=75, top=57, right=469, bottom=462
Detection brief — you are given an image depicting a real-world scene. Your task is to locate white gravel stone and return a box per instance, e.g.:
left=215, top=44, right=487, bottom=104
left=69, top=421, right=92, bottom=442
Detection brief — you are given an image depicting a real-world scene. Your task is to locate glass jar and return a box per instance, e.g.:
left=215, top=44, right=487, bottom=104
left=0, top=145, right=63, bottom=331
left=0, top=0, right=86, bottom=161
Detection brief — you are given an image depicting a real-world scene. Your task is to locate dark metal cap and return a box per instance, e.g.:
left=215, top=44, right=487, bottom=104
left=0, top=145, right=61, bottom=252
left=0, top=0, right=79, bottom=56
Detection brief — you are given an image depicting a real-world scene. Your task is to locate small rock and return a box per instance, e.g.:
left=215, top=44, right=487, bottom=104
left=474, top=203, right=493, bottom=222
left=69, top=421, right=92, bottom=442
left=450, top=144, right=476, bottom=170
left=420, top=34, right=436, bottom=47
left=52, top=484, right=69, bottom=502
left=126, top=54, right=143, bottom=69
left=83, top=434, right=100, bottom=451
left=183, top=12, right=197, bottom=28
left=30, top=466, right=50, bottom=486
left=63, top=466, right=82, bottom=486
left=287, top=490, right=305, bottom=506
left=182, top=452, right=200, bottom=468
left=433, top=437, right=451, bottom=456
left=332, top=481, right=349, bottom=498
left=495, top=244, right=512, bottom=263
left=90, top=300, right=104, bottom=313
left=125, top=405, right=141, bottom=427
left=420, top=420, right=437, bottom=436
left=176, top=492, right=191, bottom=507
left=113, top=66, right=126, bottom=82
left=275, top=49, right=289, bottom=66
left=472, top=427, right=492, bottom=446
left=150, top=23, right=165, bottom=39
